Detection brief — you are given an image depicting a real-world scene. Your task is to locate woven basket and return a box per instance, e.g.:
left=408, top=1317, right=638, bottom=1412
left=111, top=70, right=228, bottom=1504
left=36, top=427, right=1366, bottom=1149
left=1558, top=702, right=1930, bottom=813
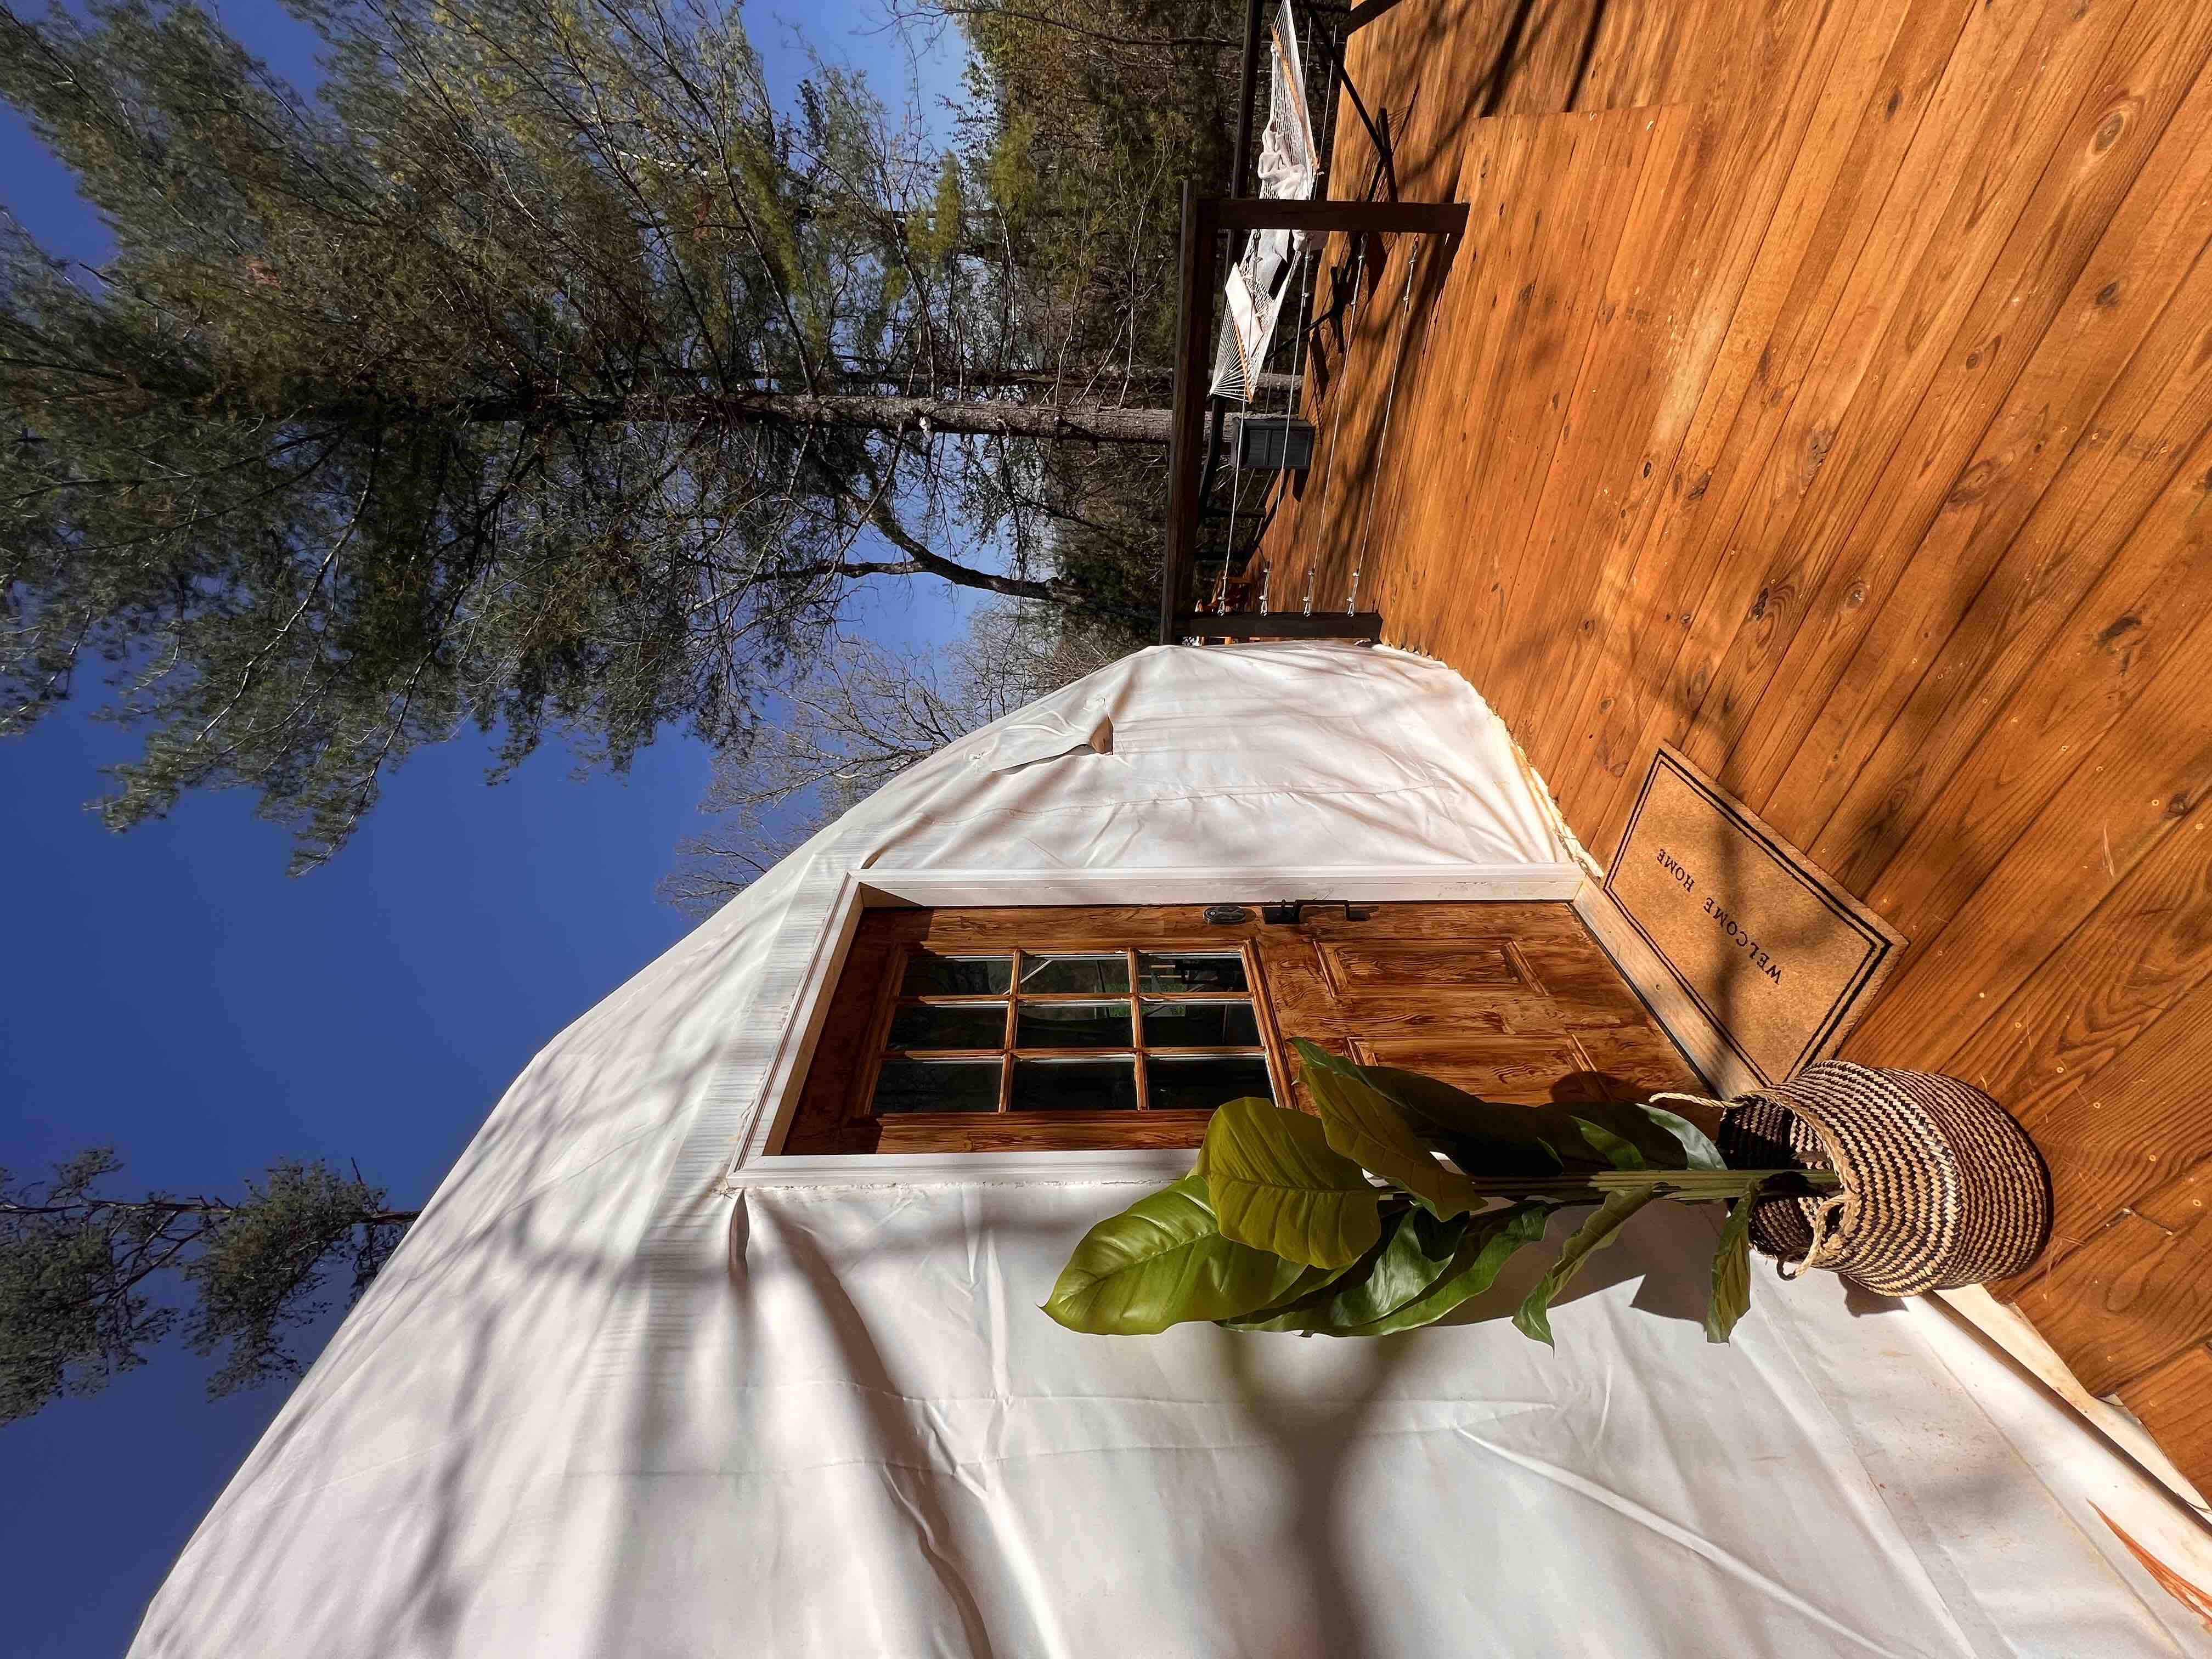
left=1709, top=1060, right=2052, bottom=1296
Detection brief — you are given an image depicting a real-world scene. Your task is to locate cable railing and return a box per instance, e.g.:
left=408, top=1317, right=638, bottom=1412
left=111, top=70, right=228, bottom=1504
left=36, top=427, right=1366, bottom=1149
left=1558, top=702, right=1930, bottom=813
left=1158, top=0, right=1466, bottom=646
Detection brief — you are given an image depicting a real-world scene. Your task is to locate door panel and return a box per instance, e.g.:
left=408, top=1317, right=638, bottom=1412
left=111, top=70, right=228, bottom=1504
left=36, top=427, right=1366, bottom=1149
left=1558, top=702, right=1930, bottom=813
left=1252, top=904, right=1705, bottom=1108
left=1348, top=1035, right=1594, bottom=1099
left=776, top=901, right=1704, bottom=1153
left=1314, top=938, right=1532, bottom=995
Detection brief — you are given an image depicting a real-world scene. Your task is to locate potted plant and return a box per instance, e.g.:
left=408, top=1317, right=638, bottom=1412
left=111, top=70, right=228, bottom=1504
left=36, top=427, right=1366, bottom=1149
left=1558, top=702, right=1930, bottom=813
left=1043, top=1040, right=1845, bottom=1346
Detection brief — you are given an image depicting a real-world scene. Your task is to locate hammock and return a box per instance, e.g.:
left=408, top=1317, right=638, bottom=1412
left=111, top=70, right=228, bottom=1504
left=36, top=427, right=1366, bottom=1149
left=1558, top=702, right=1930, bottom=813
left=1208, top=0, right=1318, bottom=403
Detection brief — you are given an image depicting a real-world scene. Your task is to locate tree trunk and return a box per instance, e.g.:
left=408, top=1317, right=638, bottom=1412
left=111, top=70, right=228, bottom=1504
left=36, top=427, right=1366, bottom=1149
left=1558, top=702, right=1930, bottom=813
left=678, top=391, right=1176, bottom=446
left=453, top=388, right=1177, bottom=445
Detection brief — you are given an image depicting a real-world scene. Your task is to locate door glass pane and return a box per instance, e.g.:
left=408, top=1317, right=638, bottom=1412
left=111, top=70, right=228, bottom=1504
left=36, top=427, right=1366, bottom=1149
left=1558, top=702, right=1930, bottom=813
left=1015, top=1001, right=1132, bottom=1049
left=1019, top=955, right=1130, bottom=995
left=1137, top=951, right=1250, bottom=994
left=887, top=1003, right=1007, bottom=1051
left=1146, top=1054, right=1274, bottom=1113
left=871, top=1059, right=1003, bottom=1114
left=901, top=954, right=1013, bottom=996
left=1011, top=1057, right=1139, bottom=1112
left=1141, top=1000, right=1262, bottom=1048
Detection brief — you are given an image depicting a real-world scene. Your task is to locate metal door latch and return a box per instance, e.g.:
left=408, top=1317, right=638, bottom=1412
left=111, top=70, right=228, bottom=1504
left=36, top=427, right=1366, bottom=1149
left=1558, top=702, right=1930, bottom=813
left=1260, top=900, right=1372, bottom=925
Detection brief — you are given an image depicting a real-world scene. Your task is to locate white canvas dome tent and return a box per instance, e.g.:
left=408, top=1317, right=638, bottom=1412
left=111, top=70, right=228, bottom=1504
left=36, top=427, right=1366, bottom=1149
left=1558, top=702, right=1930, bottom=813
left=130, top=643, right=2210, bottom=1656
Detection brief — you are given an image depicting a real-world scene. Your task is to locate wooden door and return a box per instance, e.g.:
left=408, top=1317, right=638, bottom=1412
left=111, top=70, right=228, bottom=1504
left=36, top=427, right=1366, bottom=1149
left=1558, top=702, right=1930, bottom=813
left=776, top=902, right=1703, bottom=1154
left=1251, top=903, right=1704, bottom=1108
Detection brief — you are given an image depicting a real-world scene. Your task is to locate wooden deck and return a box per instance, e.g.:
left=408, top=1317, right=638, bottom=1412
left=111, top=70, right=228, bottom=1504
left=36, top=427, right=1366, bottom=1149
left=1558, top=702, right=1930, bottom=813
left=1259, top=0, right=2212, bottom=1488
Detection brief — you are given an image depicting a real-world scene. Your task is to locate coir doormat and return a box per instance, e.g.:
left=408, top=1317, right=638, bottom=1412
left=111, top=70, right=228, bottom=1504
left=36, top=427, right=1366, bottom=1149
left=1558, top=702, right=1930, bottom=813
left=1605, top=747, right=1906, bottom=1086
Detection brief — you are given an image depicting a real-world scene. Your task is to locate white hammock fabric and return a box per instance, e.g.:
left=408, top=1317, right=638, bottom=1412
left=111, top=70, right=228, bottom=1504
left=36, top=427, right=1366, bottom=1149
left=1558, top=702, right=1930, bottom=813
left=1209, top=0, right=1319, bottom=403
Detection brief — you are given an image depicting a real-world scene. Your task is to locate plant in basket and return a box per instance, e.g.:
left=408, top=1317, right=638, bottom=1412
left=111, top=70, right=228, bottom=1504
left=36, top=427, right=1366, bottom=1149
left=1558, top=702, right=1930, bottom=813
left=1043, top=1039, right=1845, bottom=1345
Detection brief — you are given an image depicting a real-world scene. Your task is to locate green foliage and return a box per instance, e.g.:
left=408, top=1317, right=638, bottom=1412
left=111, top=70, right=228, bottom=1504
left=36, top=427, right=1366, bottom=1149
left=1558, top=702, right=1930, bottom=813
left=1637, top=1102, right=1729, bottom=1172
left=1344, top=1062, right=1570, bottom=1179
left=950, top=0, right=1242, bottom=376
left=1511, top=1188, right=1660, bottom=1348
left=925, top=0, right=1265, bottom=620
left=1046, top=1047, right=1839, bottom=1348
left=1, top=1147, right=413, bottom=1423
left=1573, top=1118, right=1649, bottom=1172
left=1041, top=1171, right=1304, bottom=1334
left=1295, top=1040, right=1486, bottom=1218
left=1352, top=1202, right=1554, bottom=1338
left=1200, top=1096, right=1379, bottom=1269
left=1228, top=1204, right=1465, bottom=1334
left=177, top=1160, right=408, bottom=1395
left=911, top=153, right=967, bottom=268
left=0, top=0, right=1154, bottom=871
left=1706, top=1180, right=1765, bottom=1345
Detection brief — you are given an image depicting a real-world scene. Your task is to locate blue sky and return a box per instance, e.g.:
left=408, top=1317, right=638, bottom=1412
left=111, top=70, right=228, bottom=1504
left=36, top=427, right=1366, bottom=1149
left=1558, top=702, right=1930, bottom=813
left=0, top=4, right=969, bottom=1653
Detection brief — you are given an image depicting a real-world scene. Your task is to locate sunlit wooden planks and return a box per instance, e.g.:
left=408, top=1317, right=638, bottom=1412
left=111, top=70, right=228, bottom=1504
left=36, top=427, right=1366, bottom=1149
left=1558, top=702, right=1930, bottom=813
left=2116, top=1341, right=2212, bottom=1489
left=1252, top=0, right=2212, bottom=1485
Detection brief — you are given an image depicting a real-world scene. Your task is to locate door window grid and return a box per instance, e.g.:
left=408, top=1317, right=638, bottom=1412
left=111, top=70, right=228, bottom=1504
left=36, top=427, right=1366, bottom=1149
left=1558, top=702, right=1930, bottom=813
left=862, top=946, right=1275, bottom=1118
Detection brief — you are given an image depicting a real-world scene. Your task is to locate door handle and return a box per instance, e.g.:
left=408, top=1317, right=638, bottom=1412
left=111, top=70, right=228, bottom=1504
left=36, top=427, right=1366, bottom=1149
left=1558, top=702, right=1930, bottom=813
left=1260, top=900, right=1372, bottom=925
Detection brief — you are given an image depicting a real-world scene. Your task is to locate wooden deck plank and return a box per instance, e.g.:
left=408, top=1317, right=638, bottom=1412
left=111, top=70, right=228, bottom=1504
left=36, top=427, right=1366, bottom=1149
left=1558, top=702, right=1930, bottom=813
left=1843, top=607, right=2212, bottom=1086
left=1635, top=0, right=2143, bottom=836
left=1435, top=109, right=1654, bottom=694
left=1366, top=114, right=1549, bottom=641
left=1522, top=1, right=1925, bottom=783
left=1931, top=752, right=2212, bottom=1147
left=1531, top=0, right=1946, bottom=785
left=1730, top=3, right=2212, bottom=831
left=1497, top=100, right=1716, bottom=756
left=1812, top=247, right=2212, bottom=898
left=2115, top=1343, right=2212, bottom=1498
left=1553, top=0, right=1995, bottom=846
left=1837, top=422, right=2212, bottom=1044
left=1984, top=974, right=2212, bottom=1292
left=2009, top=1157, right=2212, bottom=1393
left=1255, top=0, right=2212, bottom=1440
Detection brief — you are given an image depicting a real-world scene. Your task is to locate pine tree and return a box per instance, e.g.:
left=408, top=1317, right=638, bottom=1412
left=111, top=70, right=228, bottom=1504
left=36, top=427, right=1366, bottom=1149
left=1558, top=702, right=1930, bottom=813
left=0, top=0, right=1160, bottom=870
left=1, top=1148, right=417, bottom=1421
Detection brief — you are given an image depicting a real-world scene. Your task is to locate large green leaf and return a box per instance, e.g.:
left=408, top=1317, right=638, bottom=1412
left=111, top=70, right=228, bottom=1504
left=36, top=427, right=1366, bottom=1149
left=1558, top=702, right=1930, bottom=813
left=1295, top=1042, right=1708, bottom=1178
left=1347, top=1202, right=1556, bottom=1335
left=1218, top=1232, right=1392, bottom=1331
left=1203, top=1098, right=1382, bottom=1269
left=1228, top=1204, right=1470, bottom=1334
left=1043, top=1173, right=1307, bottom=1335
left=1313, top=1049, right=1568, bottom=1177
left=1637, top=1102, right=1728, bottom=1172
left=1573, top=1118, right=1649, bottom=1171
left=1220, top=1259, right=1352, bottom=1324
left=1706, top=1180, right=1765, bottom=1344
left=1293, top=1043, right=1487, bottom=1217
left=1513, top=1188, right=1662, bottom=1347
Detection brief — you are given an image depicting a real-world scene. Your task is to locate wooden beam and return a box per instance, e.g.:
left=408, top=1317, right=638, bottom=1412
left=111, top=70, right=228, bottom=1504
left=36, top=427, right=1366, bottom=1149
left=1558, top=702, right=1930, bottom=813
left=1213, top=196, right=1468, bottom=238
left=1169, top=611, right=1384, bottom=641
left=1343, top=0, right=1410, bottom=32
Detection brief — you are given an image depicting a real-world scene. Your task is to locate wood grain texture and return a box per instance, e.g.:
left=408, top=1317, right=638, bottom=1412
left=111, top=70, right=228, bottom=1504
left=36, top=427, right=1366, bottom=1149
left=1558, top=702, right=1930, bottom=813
left=2010, top=1157, right=2212, bottom=1393
left=1252, top=902, right=1705, bottom=1105
left=2117, top=1343, right=2212, bottom=1498
left=1252, top=0, right=2212, bottom=1458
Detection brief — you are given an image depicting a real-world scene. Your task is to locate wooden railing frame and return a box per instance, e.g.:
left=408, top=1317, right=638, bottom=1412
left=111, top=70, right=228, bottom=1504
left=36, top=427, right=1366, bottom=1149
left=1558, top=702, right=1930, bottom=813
left=1159, top=186, right=1468, bottom=646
